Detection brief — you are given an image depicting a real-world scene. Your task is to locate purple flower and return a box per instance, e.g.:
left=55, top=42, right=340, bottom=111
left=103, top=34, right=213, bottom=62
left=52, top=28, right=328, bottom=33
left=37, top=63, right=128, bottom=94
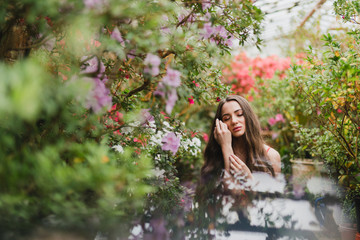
left=215, top=25, right=228, bottom=39
left=83, top=0, right=107, bottom=9
left=202, top=22, right=215, bottom=39
left=204, top=12, right=211, bottom=21
left=80, top=56, right=106, bottom=79
left=225, top=36, right=234, bottom=47
left=127, top=49, right=136, bottom=59
left=202, top=2, right=212, bottom=11
left=161, top=132, right=180, bottom=155
left=84, top=77, right=112, bottom=113
left=110, top=27, right=125, bottom=46
left=162, top=68, right=181, bottom=87
left=154, top=82, right=166, bottom=97
left=165, top=89, right=178, bottom=114
left=144, top=53, right=161, bottom=77
left=141, top=108, right=155, bottom=125
left=81, top=56, right=99, bottom=74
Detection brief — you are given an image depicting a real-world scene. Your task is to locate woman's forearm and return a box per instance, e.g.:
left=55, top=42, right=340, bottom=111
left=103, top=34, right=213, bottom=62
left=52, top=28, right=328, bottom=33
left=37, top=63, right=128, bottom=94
left=221, top=145, right=234, bottom=172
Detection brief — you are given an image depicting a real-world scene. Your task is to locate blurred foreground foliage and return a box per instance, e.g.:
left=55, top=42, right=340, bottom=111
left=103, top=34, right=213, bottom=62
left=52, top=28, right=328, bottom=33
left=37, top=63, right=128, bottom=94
left=0, top=58, right=153, bottom=236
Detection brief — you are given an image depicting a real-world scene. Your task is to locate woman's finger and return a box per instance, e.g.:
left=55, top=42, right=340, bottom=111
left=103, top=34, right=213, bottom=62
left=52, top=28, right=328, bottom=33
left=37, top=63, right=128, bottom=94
left=231, top=154, right=245, bottom=166
left=220, top=120, right=228, bottom=130
left=230, top=155, right=243, bottom=170
left=216, top=118, right=222, bottom=131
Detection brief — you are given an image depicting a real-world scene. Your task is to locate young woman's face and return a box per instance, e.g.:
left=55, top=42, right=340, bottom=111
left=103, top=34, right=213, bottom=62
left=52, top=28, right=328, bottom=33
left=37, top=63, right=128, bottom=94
left=220, top=101, right=246, bottom=137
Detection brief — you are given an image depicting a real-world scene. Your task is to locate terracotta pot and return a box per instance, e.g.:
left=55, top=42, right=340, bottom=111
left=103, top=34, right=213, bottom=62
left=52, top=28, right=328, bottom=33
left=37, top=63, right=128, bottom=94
left=339, top=223, right=357, bottom=240
left=290, top=158, right=324, bottom=182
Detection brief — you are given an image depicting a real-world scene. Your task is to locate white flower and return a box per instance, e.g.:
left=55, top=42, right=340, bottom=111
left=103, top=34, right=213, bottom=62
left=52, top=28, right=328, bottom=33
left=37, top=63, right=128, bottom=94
left=149, top=131, right=164, bottom=146
left=129, top=121, right=141, bottom=127
left=192, top=137, right=201, bottom=147
left=154, top=154, right=162, bottom=162
left=163, top=121, right=171, bottom=129
left=112, top=145, right=124, bottom=153
left=121, top=126, right=133, bottom=134
left=153, top=167, right=166, bottom=178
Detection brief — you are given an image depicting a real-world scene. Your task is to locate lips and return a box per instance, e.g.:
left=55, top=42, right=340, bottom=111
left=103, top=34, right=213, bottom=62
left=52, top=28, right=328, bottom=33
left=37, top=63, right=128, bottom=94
left=233, top=126, right=242, bottom=132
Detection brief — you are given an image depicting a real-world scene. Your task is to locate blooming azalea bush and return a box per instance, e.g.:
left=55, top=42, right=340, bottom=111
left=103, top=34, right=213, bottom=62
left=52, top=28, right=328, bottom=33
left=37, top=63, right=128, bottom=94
left=222, top=52, right=291, bottom=95
left=0, top=0, right=266, bottom=237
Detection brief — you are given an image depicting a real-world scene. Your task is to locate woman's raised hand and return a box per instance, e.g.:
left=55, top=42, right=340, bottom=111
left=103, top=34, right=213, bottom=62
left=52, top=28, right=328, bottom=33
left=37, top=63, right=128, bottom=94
left=213, top=118, right=232, bottom=148
left=230, top=154, right=253, bottom=180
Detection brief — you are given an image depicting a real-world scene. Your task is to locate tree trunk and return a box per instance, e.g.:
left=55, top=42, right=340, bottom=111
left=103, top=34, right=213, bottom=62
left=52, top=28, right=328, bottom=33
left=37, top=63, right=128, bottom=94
left=0, top=20, right=32, bottom=63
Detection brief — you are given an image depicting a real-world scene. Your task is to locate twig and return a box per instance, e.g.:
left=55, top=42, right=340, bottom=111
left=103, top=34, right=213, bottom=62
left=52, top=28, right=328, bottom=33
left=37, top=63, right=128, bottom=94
left=297, top=0, right=327, bottom=29
left=125, top=78, right=150, bottom=98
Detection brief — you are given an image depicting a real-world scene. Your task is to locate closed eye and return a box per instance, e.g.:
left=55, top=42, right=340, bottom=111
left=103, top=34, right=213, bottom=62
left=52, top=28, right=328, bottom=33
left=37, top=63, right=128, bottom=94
left=222, top=117, right=230, bottom=121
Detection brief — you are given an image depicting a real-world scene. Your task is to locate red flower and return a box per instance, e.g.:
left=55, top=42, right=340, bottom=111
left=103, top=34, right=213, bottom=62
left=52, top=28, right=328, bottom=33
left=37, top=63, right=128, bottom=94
left=188, top=97, right=194, bottom=105
left=216, top=97, right=221, bottom=102
left=203, top=133, right=209, bottom=142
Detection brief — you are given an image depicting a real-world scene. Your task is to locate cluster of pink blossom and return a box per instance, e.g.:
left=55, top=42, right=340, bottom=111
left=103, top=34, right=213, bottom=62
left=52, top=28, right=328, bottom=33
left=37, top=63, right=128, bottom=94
left=161, top=132, right=180, bottom=156
left=268, top=114, right=285, bottom=126
left=81, top=56, right=112, bottom=113
left=144, top=53, right=161, bottom=77
left=154, top=68, right=182, bottom=114
left=201, top=22, right=234, bottom=46
left=222, top=52, right=291, bottom=95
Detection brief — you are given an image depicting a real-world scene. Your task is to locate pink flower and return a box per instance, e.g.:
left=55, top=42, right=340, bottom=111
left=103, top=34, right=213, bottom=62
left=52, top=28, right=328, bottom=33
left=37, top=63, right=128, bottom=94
left=162, top=68, right=181, bottom=87
left=161, top=132, right=180, bottom=155
left=337, top=108, right=342, bottom=113
left=110, top=27, right=125, bottom=46
left=144, top=53, right=161, bottom=76
left=275, top=114, right=285, bottom=123
left=165, top=89, right=178, bottom=114
left=268, top=117, right=276, bottom=126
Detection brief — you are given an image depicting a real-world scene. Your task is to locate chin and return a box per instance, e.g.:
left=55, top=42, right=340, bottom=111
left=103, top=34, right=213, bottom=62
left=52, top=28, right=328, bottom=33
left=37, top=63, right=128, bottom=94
left=232, top=132, right=245, bottom=138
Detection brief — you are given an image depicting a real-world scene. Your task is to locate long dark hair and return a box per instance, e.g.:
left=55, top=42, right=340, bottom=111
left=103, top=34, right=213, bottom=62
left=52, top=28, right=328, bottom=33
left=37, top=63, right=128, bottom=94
left=200, top=95, right=274, bottom=187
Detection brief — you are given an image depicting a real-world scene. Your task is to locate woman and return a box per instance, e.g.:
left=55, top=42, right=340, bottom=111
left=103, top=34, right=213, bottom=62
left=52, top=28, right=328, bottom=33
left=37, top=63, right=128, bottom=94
left=200, top=95, right=281, bottom=194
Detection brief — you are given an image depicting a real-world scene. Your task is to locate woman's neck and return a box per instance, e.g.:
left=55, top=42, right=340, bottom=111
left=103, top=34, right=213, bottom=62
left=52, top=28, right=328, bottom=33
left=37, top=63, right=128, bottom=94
left=232, top=136, right=247, bottom=159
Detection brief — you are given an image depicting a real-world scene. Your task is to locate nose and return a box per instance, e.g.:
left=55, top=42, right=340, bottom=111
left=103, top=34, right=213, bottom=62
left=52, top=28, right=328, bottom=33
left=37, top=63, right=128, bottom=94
left=230, top=116, right=240, bottom=125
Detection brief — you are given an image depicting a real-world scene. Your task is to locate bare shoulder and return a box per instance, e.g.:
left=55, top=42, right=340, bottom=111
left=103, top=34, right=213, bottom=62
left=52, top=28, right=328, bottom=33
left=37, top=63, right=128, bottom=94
left=264, top=145, right=281, bottom=174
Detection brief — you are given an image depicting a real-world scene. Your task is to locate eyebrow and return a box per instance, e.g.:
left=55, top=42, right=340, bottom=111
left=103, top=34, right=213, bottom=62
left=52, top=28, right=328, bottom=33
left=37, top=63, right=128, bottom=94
left=221, top=108, right=243, bottom=119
